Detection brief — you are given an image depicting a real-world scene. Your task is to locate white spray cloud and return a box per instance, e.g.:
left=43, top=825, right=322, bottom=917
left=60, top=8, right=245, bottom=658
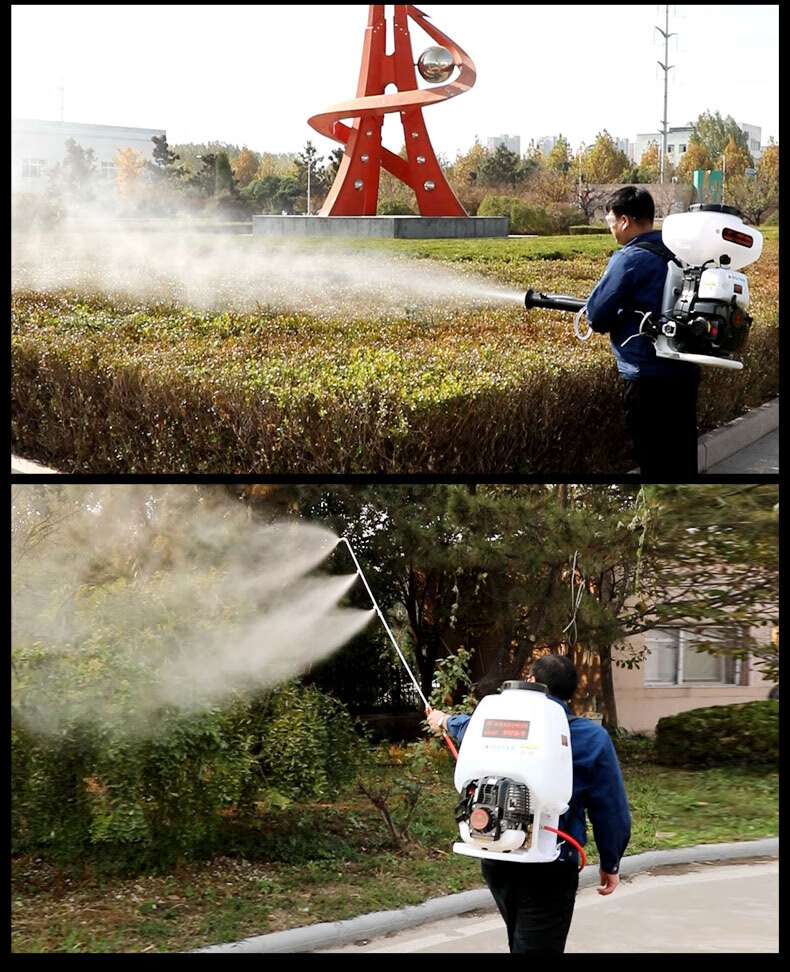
left=11, top=485, right=374, bottom=738
left=11, top=223, right=521, bottom=317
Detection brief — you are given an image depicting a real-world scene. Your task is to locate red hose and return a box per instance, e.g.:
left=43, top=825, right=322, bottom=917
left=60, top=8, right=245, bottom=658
left=543, top=825, right=586, bottom=870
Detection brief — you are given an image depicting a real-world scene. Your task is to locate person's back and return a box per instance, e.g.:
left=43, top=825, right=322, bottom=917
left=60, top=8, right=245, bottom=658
left=583, top=186, right=701, bottom=476
left=586, top=229, right=698, bottom=380
left=428, top=654, right=631, bottom=953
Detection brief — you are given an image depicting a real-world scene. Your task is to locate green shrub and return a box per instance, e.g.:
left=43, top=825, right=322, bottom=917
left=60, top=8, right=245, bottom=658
left=478, top=195, right=554, bottom=235
left=11, top=674, right=365, bottom=874
left=569, top=225, right=608, bottom=235
left=377, top=198, right=417, bottom=216
left=254, top=681, right=368, bottom=801
left=654, top=700, right=778, bottom=768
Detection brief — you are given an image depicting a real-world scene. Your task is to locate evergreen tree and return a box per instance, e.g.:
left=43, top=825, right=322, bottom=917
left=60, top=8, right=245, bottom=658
left=214, top=150, right=235, bottom=196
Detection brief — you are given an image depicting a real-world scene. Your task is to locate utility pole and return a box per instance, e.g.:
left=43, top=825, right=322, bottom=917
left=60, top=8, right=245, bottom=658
left=655, top=6, right=676, bottom=184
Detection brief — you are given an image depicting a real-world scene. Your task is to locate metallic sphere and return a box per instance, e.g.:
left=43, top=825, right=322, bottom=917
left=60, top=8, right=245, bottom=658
left=417, top=46, right=455, bottom=83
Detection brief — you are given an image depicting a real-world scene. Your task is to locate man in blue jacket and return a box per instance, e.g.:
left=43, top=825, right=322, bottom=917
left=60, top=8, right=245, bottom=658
left=585, top=186, right=700, bottom=477
left=428, top=654, right=631, bottom=953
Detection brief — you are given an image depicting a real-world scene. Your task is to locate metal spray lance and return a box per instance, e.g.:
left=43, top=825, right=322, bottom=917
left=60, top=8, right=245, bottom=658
left=338, top=536, right=459, bottom=759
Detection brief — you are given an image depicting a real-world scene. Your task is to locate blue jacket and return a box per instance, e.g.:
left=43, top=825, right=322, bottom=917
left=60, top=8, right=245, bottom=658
left=446, top=698, right=631, bottom=874
left=585, top=229, right=699, bottom=380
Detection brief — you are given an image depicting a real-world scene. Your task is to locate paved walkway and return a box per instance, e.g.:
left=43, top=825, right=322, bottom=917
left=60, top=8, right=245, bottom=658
left=315, top=860, right=779, bottom=954
left=191, top=838, right=778, bottom=953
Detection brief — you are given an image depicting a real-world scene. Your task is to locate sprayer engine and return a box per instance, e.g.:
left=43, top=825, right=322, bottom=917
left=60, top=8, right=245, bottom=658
left=451, top=681, right=573, bottom=864
left=523, top=204, right=764, bottom=370
left=456, top=776, right=532, bottom=851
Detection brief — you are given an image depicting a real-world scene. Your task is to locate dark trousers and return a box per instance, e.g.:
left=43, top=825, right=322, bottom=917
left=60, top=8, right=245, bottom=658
left=621, top=370, right=701, bottom=478
left=481, top=858, right=580, bottom=953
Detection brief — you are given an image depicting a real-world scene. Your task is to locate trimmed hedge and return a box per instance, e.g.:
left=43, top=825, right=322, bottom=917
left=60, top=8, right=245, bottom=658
left=654, top=700, right=779, bottom=768
left=11, top=235, right=779, bottom=474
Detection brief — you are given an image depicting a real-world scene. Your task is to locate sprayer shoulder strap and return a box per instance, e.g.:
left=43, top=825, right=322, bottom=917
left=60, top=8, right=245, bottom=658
left=630, top=239, right=682, bottom=266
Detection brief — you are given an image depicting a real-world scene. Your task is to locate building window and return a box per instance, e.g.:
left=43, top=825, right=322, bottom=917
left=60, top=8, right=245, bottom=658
left=22, top=159, right=46, bottom=178
left=644, top=627, right=746, bottom=686
left=667, top=144, right=674, bottom=154
left=100, top=161, right=117, bottom=179
left=679, top=144, right=687, bottom=153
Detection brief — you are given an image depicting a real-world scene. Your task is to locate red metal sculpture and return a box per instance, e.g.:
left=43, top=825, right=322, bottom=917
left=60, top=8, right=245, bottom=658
left=308, top=4, right=476, bottom=217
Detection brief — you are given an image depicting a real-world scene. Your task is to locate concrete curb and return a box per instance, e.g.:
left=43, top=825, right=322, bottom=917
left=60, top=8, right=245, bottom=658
left=189, top=837, right=778, bottom=953
left=697, top=396, right=779, bottom=472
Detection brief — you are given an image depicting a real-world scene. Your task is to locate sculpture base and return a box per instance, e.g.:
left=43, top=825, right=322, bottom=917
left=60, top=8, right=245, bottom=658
left=252, top=215, right=509, bottom=239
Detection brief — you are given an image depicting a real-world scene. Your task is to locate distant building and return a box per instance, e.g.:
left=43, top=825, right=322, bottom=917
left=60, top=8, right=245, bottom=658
left=635, top=122, right=763, bottom=167
left=611, top=135, right=631, bottom=159
left=486, top=134, right=521, bottom=155
left=535, top=135, right=558, bottom=156
left=533, top=134, right=632, bottom=161
left=12, top=118, right=166, bottom=193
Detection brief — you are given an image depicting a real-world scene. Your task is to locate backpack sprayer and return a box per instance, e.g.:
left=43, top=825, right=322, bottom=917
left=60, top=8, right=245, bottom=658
left=338, top=537, right=585, bottom=868
left=524, top=204, right=764, bottom=371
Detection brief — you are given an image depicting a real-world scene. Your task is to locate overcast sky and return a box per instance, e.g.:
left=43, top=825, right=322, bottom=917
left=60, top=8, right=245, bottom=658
left=11, top=4, right=779, bottom=159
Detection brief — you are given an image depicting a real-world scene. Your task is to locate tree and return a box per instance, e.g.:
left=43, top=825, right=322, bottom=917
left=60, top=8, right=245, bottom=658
left=47, top=138, right=100, bottom=203
left=676, top=135, right=712, bottom=183
left=272, top=173, right=301, bottom=214
left=255, top=152, right=296, bottom=179
left=188, top=153, right=216, bottom=196
left=584, top=484, right=779, bottom=723
left=241, top=173, right=283, bottom=213
left=721, top=134, right=753, bottom=181
left=726, top=139, right=780, bottom=224
left=451, top=138, right=489, bottom=187
left=227, top=483, right=778, bottom=731
left=324, top=146, right=345, bottom=187
left=231, top=146, right=260, bottom=189
left=150, top=135, right=183, bottom=182
left=580, top=131, right=630, bottom=184
left=636, top=141, right=660, bottom=183
left=214, top=150, right=236, bottom=196
left=692, top=111, right=752, bottom=166
left=476, top=142, right=526, bottom=190
left=757, top=139, right=779, bottom=189
left=546, top=135, right=572, bottom=173
left=293, top=140, right=327, bottom=200
left=113, top=147, right=149, bottom=200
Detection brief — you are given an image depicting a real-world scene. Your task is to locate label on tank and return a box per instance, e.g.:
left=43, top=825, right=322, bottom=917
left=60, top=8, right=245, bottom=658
left=482, top=719, right=530, bottom=739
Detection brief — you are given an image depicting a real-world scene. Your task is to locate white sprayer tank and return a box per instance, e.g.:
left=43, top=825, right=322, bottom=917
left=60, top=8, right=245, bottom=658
left=453, top=680, right=573, bottom=863
left=661, top=205, right=763, bottom=271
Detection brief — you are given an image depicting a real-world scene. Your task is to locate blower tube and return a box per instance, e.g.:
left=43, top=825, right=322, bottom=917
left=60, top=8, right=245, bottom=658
left=524, top=289, right=587, bottom=313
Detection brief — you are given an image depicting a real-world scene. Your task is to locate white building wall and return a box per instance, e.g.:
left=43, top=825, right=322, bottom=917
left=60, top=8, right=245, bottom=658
left=612, top=626, right=775, bottom=733
left=12, top=118, right=167, bottom=193
left=635, top=122, right=762, bottom=167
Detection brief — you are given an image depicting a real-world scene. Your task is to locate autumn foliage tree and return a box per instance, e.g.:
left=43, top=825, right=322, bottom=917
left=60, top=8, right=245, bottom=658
left=231, top=146, right=261, bottom=189
left=579, top=130, right=630, bottom=183
left=113, top=147, right=149, bottom=201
